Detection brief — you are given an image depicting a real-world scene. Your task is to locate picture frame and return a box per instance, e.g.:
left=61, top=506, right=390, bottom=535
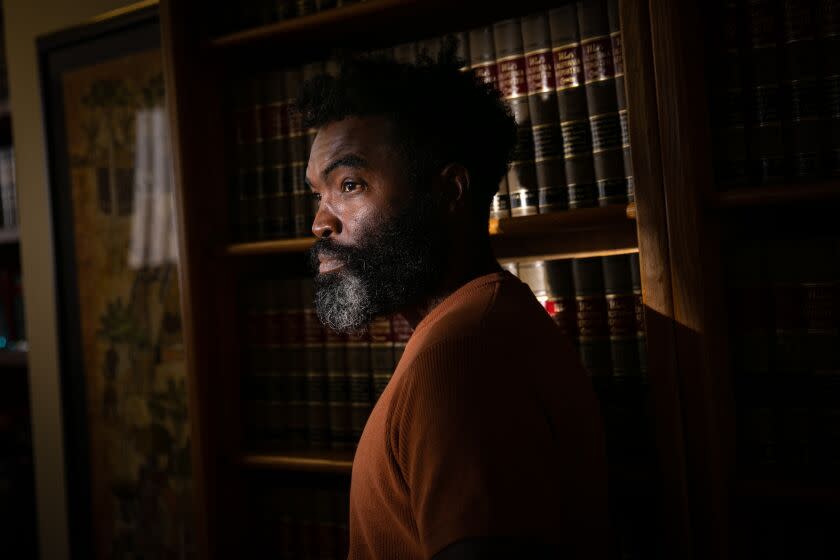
left=39, top=3, right=194, bottom=558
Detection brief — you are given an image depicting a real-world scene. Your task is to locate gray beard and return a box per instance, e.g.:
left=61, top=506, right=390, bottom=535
left=310, top=192, right=445, bottom=334
left=314, top=268, right=372, bottom=334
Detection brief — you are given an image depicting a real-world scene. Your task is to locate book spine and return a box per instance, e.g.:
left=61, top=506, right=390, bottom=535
left=798, top=240, right=840, bottom=375
left=770, top=240, right=807, bottom=374
left=747, top=0, right=785, bottom=184
left=418, top=36, right=442, bottom=63
left=284, top=68, right=311, bottom=237
left=602, top=254, right=642, bottom=376
left=572, top=257, right=612, bottom=377
left=302, top=62, right=326, bottom=228
left=549, top=5, right=599, bottom=208
left=727, top=240, right=771, bottom=375
left=470, top=27, right=511, bottom=219
left=607, top=0, right=634, bottom=200
left=346, top=330, right=371, bottom=447
left=241, top=277, right=272, bottom=447
left=394, top=41, right=419, bottom=64
left=301, top=278, right=329, bottom=448
left=783, top=0, right=820, bottom=180
left=260, top=71, right=293, bottom=239
left=392, top=315, right=414, bottom=359
left=521, top=11, right=568, bottom=213
left=544, top=259, right=578, bottom=338
left=282, top=277, right=308, bottom=448
left=296, top=0, right=316, bottom=17
left=325, top=327, right=351, bottom=449
left=518, top=260, right=549, bottom=304
left=232, top=78, right=262, bottom=241
left=713, top=0, right=750, bottom=188
left=242, top=277, right=286, bottom=447
left=494, top=18, right=540, bottom=216
left=578, top=0, right=628, bottom=206
left=628, top=253, right=648, bottom=375
left=490, top=168, right=512, bottom=221
left=367, top=315, right=393, bottom=406
left=451, top=31, right=471, bottom=71
left=819, top=0, right=840, bottom=175
left=316, top=0, right=339, bottom=10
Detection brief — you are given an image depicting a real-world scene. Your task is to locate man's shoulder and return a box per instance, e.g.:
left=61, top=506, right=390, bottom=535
left=415, top=271, right=552, bottom=349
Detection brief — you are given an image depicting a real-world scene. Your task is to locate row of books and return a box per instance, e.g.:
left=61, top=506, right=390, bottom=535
left=739, top=402, right=840, bottom=476
left=710, top=0, right=840, bottom=187
left=505, top=252, right=647, bottom=378
left=727, top=237, right=839, bottom=377
left=239, top=253, right=647, bottom=452
left=230, top=0, right=633, bottom=243
left=0, top=148, right=16, bottom=229
left=0, top=265, right=24, bottom=350
left=249, top=484, right=349, bottom=559
left=240, top=275, right=411, bottom=451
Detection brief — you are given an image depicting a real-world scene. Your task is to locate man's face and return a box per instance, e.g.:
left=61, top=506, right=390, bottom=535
left=305, top=116, right=445, bottom=333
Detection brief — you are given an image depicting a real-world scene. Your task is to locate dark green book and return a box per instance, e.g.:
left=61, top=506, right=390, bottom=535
left=549, top=4, right=598, bottom=208
left=607, top=0, right=634, bottom=200
left=602, top=254, right=642, bottom=376
left=494, top=18, right=540, bottom=216
left=746, top=0, right=785, bottom=184
left=577, top=0, right=627, bottom=206
left=522, top=11, right=567, bottom=212
left=572, top=256, right=612, bottom=377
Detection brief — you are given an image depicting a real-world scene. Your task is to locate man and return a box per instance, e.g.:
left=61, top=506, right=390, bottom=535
left=298, top=49, right=609, bottom=559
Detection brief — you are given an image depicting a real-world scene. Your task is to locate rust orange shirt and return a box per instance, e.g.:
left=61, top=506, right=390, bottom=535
left=349, top=270, right=609, bottom=559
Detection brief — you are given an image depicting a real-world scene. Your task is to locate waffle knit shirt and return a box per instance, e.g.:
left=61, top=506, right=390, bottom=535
left=348, top=270, right=609, bottom=559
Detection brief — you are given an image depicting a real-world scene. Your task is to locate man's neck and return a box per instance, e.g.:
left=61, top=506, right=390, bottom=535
left=399, top=238, right=501, bottom=330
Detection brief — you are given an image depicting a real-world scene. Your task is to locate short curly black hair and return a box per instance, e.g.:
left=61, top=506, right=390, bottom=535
left=295, top=45, right=517, bottom=221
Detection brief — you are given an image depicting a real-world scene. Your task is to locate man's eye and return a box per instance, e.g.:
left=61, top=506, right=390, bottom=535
left=341, top=180, right=361, bottom=193
left=312, top=192, right=322, bottom=202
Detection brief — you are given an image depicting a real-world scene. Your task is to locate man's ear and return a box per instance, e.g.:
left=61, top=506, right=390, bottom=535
left=438, top=162, right=470, bottom=213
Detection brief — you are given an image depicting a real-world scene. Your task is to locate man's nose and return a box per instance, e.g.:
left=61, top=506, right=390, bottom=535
left=312, top=200, right=341, bottom=239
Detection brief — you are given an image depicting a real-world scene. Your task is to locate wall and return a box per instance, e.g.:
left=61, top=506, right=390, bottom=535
left=2, top=1, right=139, bottom=559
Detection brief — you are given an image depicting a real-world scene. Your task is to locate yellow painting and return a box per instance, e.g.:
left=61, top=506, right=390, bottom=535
left=61, top=48, right=193, bottom=559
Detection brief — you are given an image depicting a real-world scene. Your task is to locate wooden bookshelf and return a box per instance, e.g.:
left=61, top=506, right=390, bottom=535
left=207, top=0, right=570, bottom=51
left=161, top=0, right=724, bottom=557
left=240, top=450, right=354, bottom=474
left=223, top=236, right=314, bottom=256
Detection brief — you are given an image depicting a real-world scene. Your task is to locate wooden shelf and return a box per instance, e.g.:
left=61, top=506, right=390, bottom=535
left=711, top=181, right=840, bottom=209
left=736, top=478, right=840, bottom=503
left=207, top=0, right=565, bottom=52
left=223, top=204, right=638, bottom=260
left=223, top=236, right=314, bottom=256
left=240, top=449, right=354, bottom=474
left=0, top=349, right=28, bottom=368
left=0, top=227, right=20, bottom=245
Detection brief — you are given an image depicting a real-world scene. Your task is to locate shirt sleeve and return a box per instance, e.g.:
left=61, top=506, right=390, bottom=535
left=389, top=335, right=582, bottom=558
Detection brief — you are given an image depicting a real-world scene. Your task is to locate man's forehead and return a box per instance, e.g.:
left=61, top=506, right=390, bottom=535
left=308, top=116, right=395, bottom=174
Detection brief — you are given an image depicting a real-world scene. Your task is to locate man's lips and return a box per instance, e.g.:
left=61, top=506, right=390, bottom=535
left=318, top=257, right=345, bottom=274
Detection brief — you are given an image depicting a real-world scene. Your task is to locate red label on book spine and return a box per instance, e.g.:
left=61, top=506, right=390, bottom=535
left=526, top=50, right=556, bottom=94
left=497, top=56, right=528, bottom=98
left=581, top=35, right=615, bottom=84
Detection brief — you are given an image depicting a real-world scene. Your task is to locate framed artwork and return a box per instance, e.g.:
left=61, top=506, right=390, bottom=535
left=39, top=4, right=194, bottom=558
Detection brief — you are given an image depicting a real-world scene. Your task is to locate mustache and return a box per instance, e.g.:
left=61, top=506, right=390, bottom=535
left=309, top=238, right=367, bottom=273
